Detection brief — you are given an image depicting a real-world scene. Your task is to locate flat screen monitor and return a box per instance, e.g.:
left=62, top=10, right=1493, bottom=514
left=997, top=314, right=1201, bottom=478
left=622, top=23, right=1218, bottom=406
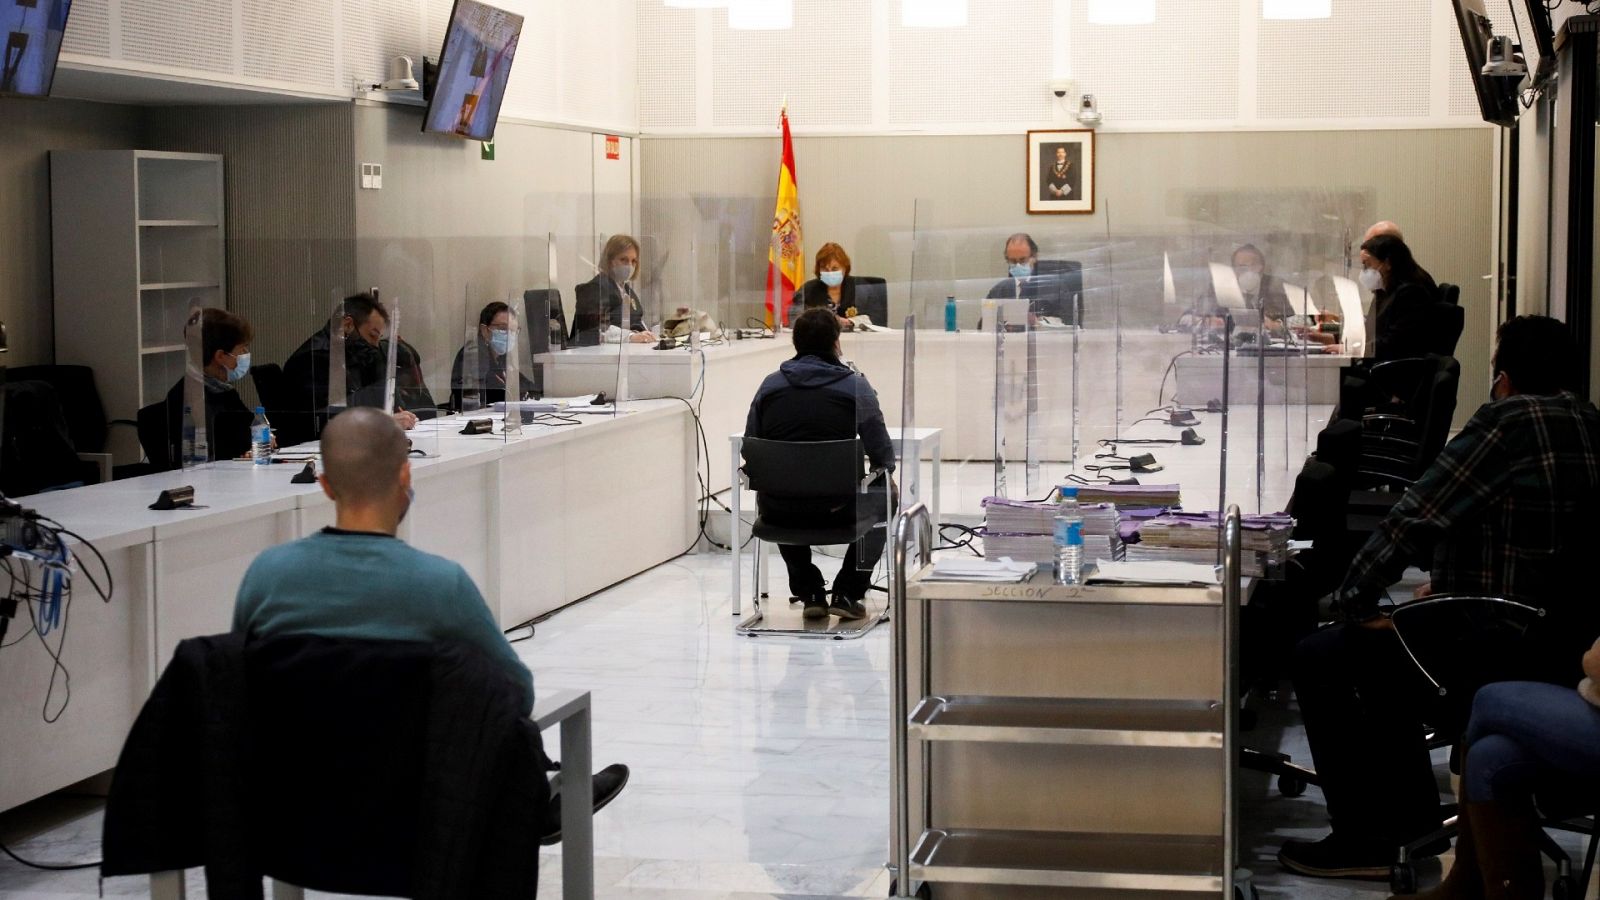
left=1, top=0, right=72, bottom=99
left=1452, top=0, right=1519, bottom=127
left=422, top=0, right=523, bottom=141
left=1511, top=0, right=1556, bottom=89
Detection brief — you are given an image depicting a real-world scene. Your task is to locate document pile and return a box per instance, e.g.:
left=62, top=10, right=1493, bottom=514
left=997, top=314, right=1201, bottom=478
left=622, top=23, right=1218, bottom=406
left=1085, top=560, right=1220, bottom=587
left=978, top=496, right=1123, bottom=563
left=1073, top=483, right=1181, bottom=509
left=926, top=557, right=1037, bottom=583
left=1123, top=511, right=1293, bottom=577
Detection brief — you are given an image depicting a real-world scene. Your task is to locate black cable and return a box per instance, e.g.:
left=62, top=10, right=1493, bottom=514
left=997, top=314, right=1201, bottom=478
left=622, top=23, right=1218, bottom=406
left=0, top=838, right=100, bottom=871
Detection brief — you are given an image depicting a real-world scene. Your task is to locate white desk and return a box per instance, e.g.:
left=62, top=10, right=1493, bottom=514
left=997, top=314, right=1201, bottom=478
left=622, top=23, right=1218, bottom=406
left=727, top=427, right=942, bottom=612
left=0, top=401, right=696, bottom=814
left=1174, top=350, right=1350, bottom=406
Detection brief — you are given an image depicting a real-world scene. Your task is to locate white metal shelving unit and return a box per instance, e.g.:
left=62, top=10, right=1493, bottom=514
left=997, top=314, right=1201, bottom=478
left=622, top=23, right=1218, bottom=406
left=51, top=150, right=226, bottom=460
left=888, top=504, right=1251, bottom=899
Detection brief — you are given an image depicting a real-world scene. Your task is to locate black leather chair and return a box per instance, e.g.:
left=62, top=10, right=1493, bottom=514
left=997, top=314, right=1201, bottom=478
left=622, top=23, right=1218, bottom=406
left=851, top=276, right=888, bottom=326
left=136, top=402, right=177, bottom=472
left=0, top=379, right=99, bottom=495
left=1387, top=595, right=1600, bottom=897
left=736, top=437, right=894, bottom=637
left=102, top=635, right=551, bottom=899
left=1356, top=356, right=1460, bottom=490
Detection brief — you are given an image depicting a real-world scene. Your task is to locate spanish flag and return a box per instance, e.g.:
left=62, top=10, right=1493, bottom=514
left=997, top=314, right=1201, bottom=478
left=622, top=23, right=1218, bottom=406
left=764, top=107, right=802, bottom=328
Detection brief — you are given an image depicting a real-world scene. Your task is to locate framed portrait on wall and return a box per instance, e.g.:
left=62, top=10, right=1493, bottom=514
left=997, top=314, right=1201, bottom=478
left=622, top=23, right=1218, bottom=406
left=1026, top=129, right=1095, bottom=215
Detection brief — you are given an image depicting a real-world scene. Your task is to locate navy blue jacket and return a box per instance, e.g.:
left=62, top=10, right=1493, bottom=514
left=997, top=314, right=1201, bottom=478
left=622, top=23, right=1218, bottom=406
left=745, top=353, right=896, bottom=472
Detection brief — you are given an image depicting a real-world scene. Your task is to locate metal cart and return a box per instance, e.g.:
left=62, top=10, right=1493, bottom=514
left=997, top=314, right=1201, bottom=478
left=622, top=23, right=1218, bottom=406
left=888, top=503, right=1252, bottom=899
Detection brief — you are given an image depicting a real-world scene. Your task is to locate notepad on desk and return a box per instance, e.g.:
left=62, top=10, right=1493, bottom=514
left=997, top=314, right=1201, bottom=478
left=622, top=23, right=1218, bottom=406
left=925, top=557, right=1037, bottom=583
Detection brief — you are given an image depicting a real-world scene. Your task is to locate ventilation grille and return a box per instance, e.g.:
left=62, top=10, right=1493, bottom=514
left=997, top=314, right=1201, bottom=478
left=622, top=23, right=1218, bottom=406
left=883, top=0, right=1052, bottom=126
left=120, top=0, right=234, bottom=75
left=60, top=0, right=111, bottom=58
left=712, top=0, right=872, bottom=128
left=638, top=1, right=696, bottom=128
left=1258, top=0, right=1431, bottom=119
left=1071, top=0, right=1238, bottom=122
left=500, top=0, right=560, bottom=119
left=244, top=0, right=338, bottom=89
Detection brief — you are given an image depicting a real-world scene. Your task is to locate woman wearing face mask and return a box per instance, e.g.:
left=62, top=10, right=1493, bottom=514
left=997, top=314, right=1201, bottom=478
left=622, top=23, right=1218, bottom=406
left=164, top=308, right=260, bottom=464
left=570, top=234, right=656, bottom=346
left=788, top=243, right=860, bottom=330
left=1360, top=234, right=1440, bottom=361
left=450, top=300, right=538, bottom=411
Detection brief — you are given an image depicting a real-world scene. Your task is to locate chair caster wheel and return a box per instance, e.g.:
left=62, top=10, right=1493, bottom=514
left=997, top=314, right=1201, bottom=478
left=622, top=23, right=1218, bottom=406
left=1553, top=874, right=1577, bottom=900
left=1277, top=774, right=1307, bottom=797
left=1233, top=886, right=1259, bottom=900
left=887, top=880, right=931, bottom=898
left=1390, top=862, right=1417, bottom=894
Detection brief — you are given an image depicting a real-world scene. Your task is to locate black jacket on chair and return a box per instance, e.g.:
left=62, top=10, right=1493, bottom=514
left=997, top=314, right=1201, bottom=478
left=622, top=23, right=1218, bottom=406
left=570, top=274, right=648, bottom=346
left=102, top=633, right=549, bottom=900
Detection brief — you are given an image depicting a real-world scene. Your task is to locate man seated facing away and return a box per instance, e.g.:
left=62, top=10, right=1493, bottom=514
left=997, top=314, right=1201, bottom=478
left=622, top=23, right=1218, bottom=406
left=1278, top=316, right=1600, bottom=880
left=745, top=307, right=896, bottom=621
left=164, top=308, right=258, bottom=464
left=233, top=407, right=626, bottom=837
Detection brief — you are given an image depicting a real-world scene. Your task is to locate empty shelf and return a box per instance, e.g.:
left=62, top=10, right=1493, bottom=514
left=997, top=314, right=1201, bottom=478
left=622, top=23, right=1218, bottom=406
left=908, top=695, right=1223, bottom=748
left=910, top=827, right=1225, bottom=892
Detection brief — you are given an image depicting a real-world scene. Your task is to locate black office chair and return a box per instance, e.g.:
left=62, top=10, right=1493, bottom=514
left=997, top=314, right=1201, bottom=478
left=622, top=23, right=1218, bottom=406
left=136, top=402, right=177, bottom=473
left=1356, top=356, right=1460, bottom=490
left=851, top=276, right=888, bottom=326
left=1387, top=595, right=1600, bottom=898
left=1427, top=285, right=1465, bottom=357
left=736, top=437, right=894, bottom=638
left=102, top=634, right=551, bottom=899
left=0, top=379, right=99, bottom=495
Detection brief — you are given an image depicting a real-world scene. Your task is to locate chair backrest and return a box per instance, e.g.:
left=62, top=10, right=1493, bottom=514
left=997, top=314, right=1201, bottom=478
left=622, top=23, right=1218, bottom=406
left=6, top=364, right=107, bottom=453
left=741, top=437, right=865, bottom=501
left=1391, top=595, right=1547, bottom=706
left=0, top=380, right=88, bottom=495
left=852, top=276, right=888, bottom=326
left=1416, top=358, right=1461, bottom=467
left=524, top=288, right=567, bottom=353
left=1428, top=302, right=1465, bottom=357
left=250, top=363, right=291, bottom=418
left=136, top=402, right=177, bottom=472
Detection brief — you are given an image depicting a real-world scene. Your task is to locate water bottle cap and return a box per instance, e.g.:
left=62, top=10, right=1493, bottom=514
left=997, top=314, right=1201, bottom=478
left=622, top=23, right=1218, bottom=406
left=255, top=406, right=265, bottom=414
left=1059, top=486, right=1079, bottom=498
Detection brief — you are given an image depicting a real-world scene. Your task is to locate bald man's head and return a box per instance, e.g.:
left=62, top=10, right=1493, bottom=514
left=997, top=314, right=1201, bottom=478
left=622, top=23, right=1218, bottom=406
left=1364, top=221, right=1404, bottom=243
left=319, top=407, right=409, bottom=507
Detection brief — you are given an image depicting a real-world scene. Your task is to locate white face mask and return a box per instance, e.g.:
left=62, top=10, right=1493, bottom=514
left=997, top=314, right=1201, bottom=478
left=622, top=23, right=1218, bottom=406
left=820, top=270, right=845, bottom=288
left=1358, top=267, right=1383, bottom=292
left=1236, top=270, right=1262, bottom=295
left=611, top=263, right=635, bottom=284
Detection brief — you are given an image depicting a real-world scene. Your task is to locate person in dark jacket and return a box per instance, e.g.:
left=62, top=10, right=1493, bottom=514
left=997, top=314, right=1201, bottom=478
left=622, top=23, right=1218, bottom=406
left=787, top=242, right=863, bottom=329
left=450, top=300, right=537, bottom=411
left=281, top=293, right=418, bottom=445
left=983, top=233, right=1078, bottom=325
left=387, top=337, right=439, bottom=419
left=1199, top=243, right=1294, bottom=329
left=745, top=307, right=897, bottom=620
left=570, top=234, right=657, bottom=346
left=163, top=308, right=258, bottom=464
left=1360, top=234, right=1440, bottom=361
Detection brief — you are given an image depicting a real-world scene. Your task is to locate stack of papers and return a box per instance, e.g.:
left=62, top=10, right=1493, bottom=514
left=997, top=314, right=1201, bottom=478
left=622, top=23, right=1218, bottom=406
left=1085, top=560, right=1220, bottom=587
left=980, top=496, right=1125, bottom=562
left=1122, top=510, right=1294, bottom=577
left=1074, top=483, right=1182, bottom=508
left=926, top=557, right=1037, bottom=583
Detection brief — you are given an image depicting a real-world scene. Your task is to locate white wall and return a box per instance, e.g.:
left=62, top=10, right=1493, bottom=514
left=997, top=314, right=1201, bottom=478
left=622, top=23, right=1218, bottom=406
left=637, top=0, right=1518, bottom=135
left=59, top=0, right=638, bottom=132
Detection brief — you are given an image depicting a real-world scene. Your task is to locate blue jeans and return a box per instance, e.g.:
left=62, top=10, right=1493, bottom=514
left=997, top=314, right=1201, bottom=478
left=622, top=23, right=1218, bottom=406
left=1465, top=681, right=1600, bottom=806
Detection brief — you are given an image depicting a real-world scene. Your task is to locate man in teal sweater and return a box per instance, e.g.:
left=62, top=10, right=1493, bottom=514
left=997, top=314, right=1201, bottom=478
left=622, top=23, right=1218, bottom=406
left=233, top=406, right=534, bottom=713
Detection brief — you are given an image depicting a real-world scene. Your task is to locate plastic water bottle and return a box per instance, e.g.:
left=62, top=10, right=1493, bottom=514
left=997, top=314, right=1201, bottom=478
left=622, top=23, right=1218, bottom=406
left=1053, top=486, right=1084, bottom=585
left=945, top=296, right=958, bottom=332
left=181, top=405, right=197, bottom=464
left=251, top=406, right=273, bottom=466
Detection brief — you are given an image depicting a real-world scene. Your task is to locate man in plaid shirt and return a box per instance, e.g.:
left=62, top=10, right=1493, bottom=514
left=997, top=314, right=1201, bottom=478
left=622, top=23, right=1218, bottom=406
left=1279, top=316, right=1600, bottom=880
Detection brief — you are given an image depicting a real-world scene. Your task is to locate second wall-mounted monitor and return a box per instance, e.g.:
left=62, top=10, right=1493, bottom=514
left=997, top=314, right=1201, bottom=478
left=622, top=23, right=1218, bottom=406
left=1, top=0, right=73, bottom=99
left=422, top=0, right=524, bottom=142
left=1511, top=0, right=1557, bottom=89
left=1452, top=0, right=1520, bottom=127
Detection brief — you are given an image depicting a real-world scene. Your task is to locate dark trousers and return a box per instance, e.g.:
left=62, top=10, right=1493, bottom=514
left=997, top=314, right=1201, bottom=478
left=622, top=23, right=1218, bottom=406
left=1290, top=623, right=1444, bottom=846
left=763, top=485, right=893, bottom=601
